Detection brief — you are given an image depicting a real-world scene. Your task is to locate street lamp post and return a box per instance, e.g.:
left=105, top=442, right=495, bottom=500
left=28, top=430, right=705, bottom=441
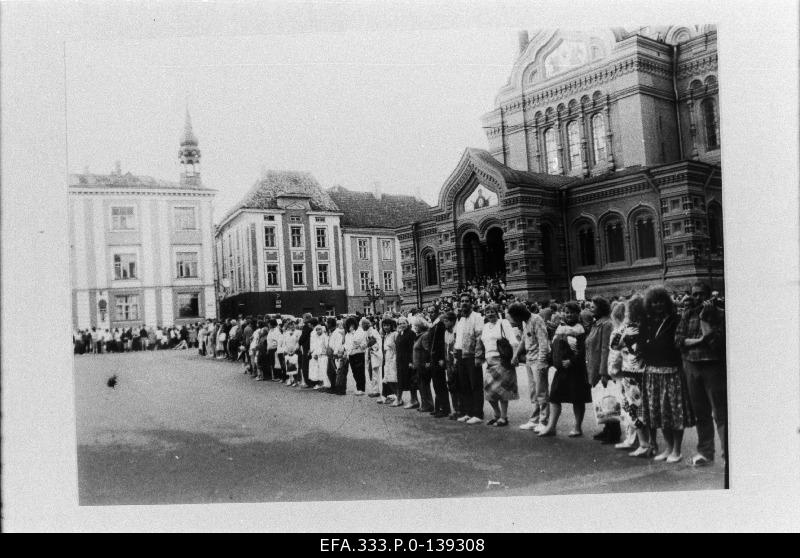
left=365, top=279, right=384, bottom=316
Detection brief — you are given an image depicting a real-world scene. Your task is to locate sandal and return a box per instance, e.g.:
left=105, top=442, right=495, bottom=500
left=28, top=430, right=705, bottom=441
left=567, top=430, right=583, bottom=437
left=494, top=418, right=509, bottom=427
left=486, top=417, right=499, bottom=426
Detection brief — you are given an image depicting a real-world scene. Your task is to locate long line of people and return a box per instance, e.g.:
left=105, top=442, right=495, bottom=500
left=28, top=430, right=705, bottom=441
left=195, top=280, right=725, bottom=469
left=73, top=324, right=200, bottom=354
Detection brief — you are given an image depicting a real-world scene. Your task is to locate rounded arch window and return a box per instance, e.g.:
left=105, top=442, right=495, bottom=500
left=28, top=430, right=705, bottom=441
left=702, top=97, right=719, bottom=150
left=632, top=211, right=657, bottom=259
left=575, top=221, right=596, bottom=267
left=539, top=222, right=556, bottom=274
left=421, top=250, right=439, bottom=287
left=604, top=218, right=626, bottom=263
left=591, top=113, right=607, bottom=165
left=567, top=120, right=582, bottom=170
left=544, top=127, right=560, bottom=174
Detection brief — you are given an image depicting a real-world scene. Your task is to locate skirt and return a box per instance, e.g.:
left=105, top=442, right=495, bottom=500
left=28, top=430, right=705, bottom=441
left=483, top=356, right=519, bottom=402
left=642, top=365, right=696, bottom=430
left=620, top=372, right=645, bottom=430
left=309, top=355, right=328, bottom=382
left=549, top=364, right=592, bottom=406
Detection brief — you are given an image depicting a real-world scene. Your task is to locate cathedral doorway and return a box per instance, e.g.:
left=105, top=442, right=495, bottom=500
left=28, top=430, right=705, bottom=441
left=485, top=227, right=506, bottom=278
left=461, top=231, right=484, bottom=283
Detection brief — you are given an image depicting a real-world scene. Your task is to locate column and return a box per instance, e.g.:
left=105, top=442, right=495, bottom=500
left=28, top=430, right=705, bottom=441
left=687, top=96, right=700, bottom=160
left=161, top=288, right=174, bottom=326
left=604, top=96, right=616, bottom=169
left=579, top=108, right=589, bottom=176
left=555, top=115, right=565, bottom=175
left=532, top=124, right=541, bottom=173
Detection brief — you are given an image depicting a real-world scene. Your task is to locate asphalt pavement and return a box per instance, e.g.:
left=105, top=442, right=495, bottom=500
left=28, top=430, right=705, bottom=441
left=74, top=350, right=724, bottom=505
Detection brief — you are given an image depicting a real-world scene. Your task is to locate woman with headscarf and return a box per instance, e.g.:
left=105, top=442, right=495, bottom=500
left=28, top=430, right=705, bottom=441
left=640, top=286, right=696, bottom=463
left=475, top=303, right=520, bottom=427
left=393, top=316, right=418, bottom=408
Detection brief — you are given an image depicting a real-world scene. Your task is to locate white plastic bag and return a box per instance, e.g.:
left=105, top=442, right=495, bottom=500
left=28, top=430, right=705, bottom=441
left=592, top=381, right=622, bottom=426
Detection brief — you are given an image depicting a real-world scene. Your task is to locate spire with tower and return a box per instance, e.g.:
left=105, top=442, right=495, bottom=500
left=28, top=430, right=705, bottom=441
left=179, top=108, right=201, bottom=186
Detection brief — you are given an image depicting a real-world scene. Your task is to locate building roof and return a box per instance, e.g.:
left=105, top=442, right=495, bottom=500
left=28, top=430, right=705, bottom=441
left=466, top=148, right=576, bottom=189
left=219, top=170, right=339, bottom=225
left=327, top=185, right=433, bottom=229
left=69, top=172, right=189, bottom=190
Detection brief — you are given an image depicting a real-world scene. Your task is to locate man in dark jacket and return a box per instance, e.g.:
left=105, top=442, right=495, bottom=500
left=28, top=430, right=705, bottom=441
left=298, top=313, right=314, bottom=388
left=428, top=315, right=451, bottom=418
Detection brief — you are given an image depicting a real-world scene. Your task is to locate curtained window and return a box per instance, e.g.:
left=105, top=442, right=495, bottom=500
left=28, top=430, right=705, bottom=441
left=702, top=98, right=719, bottom=150
left=567, top=121, right=581, bottom=170
left=544, top=128, right=560, bottom=174
left=577, top=225, right=596, bottom=267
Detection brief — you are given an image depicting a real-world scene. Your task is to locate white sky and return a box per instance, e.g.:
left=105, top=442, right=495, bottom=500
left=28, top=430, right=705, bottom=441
left=65, top=28, right=519, bottom=215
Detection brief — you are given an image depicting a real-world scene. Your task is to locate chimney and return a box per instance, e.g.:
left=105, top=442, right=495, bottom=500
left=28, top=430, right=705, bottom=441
left=518, top=30, right=530, bottom=54
left=372, top=181, right=382, bottom=200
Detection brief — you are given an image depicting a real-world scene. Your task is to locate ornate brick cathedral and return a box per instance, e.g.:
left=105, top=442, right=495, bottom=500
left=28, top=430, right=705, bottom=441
left=398, top=25, right=722, bottom=307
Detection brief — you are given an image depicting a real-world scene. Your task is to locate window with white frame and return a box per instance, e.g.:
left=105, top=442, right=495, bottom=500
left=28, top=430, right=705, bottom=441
left=290, top=226, right=303, bottom=248
left=292, top=263, right=305, bottom=285
left=318, top=263, right=329, bottom=285
left=111, top=206, right=136, bottom=230
left=177, top=292, right=199, bottom=318
left=316, top=227, right=328, bottom=248
left=266, top=264, right=279, bottom=287
left=114, top=294, right=140, bottom=321
left=383, top=270, right=394, bottom=292
left=113, top=253, right=137, bottom=280
left=380, top=239, right=393, bottom=260
left=264, top=226, right=276, bottom=248
left=359, top=271, right=371, bottom=292
left=357, top=238, right=370, bottom=260
left=174, top=207, right=197, bottom=230
left=176, top=252, right=199, bottom=278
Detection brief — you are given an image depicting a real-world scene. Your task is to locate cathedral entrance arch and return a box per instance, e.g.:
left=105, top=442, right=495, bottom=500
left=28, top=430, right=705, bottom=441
left=461, top=231, right=484, bottom=283
left=485, top=227, right=506, bottom=278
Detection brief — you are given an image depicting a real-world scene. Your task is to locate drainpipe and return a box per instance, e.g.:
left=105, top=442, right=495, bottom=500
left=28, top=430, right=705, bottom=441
left=411, top=222, right=422, bottom=309
left=701, top=166, right=717, bottom=289
left=643, top=172, right=667, bottom=284
left=559, top=188, right=573, bottom=300
left=672, top=44, right=685, bottom=160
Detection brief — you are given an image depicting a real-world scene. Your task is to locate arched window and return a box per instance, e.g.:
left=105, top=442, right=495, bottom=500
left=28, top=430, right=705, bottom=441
left=567, top=121, right=581, bottom=170
left=576, top=223, right=596, bottom=267
left=544, top=127, right=560, bottom=174
left=702, top=98, right=719, bottom=150
left=708, top=203, right=723, bottom=253
left=591, top=113, right=607, bottom=165
left=633, top=213, right=657, bottom=259
left=604, top=219, right=625, bottom=263
left=423, top=251, right=438, bottom=287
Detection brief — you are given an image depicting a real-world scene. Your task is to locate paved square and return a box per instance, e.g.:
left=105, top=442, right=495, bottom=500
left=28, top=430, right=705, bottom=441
left=75, top=350, right=724, bottom=505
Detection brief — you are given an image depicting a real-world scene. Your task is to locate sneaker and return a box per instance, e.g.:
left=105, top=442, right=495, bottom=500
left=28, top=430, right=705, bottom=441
left=519, top=420, right=538, bottom=431
left=534, top=423, right=548, bottom=434
left=354, top=390, right=365, bottom=396
left=457, top=415, right=471, bottom=423
left=403, top=402, right=420, bottom=409
left=466, top=417, right=483, bottom=425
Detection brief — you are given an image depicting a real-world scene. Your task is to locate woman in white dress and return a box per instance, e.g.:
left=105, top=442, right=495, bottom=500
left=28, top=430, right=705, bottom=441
left=309, top=325, right=330, bottom=389
left=377, top=318, right=398, bottom=404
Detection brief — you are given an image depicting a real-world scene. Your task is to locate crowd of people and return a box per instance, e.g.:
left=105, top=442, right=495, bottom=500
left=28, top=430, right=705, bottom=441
left=73, top=324, right=200, bottom=354
left=74, top=277, right=727, bottom=469
left=182, top=279, right=726, bottom=469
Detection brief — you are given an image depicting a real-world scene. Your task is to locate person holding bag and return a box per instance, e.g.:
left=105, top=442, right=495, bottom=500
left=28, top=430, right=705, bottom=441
left=586, top=296, right=620, bottom=444
left=476, top=303, right=520, bottom=427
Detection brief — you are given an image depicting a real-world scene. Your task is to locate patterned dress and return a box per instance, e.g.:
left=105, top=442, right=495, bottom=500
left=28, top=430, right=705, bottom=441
left=480, top=320, right=520, bottom=403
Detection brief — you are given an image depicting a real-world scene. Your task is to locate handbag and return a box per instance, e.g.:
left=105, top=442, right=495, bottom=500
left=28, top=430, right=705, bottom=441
left=592, top=382, right=622, bottom=426
left=285, top=353, right=299, bottom=375
left=496, top=321, right=514, bottom=365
